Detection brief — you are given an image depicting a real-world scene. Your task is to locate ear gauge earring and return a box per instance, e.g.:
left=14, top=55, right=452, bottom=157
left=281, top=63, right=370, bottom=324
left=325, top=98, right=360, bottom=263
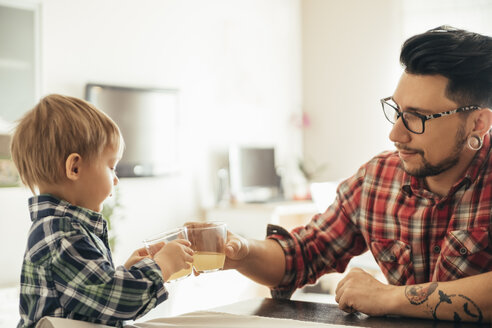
left=467, top=134, right=483, bottom=151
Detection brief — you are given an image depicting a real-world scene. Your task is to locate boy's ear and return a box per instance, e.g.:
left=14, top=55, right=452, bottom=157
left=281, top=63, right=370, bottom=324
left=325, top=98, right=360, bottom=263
left=65, top=153, right=82, bottom=181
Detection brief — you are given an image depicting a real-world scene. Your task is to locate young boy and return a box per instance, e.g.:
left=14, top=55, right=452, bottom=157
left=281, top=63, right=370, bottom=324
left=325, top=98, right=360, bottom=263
left=10, top=94, right=194, bottom=327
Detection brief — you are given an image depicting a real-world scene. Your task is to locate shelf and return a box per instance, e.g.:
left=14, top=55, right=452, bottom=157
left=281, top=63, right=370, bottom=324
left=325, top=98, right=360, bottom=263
left=206, top=200, right=318, bottom=239
left=0, top=58, right=32, bottom=70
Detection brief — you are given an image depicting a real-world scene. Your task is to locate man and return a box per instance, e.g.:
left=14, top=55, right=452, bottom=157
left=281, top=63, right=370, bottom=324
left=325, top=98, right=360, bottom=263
left=223, top=26, right=492, bottom=323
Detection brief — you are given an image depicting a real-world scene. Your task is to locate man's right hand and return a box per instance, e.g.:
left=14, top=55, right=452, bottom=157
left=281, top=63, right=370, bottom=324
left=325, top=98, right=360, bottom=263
left=223, top=230, right=250, bottom=270
left=222, top=230, right=286, bottom=287
left=185, top=223, right=286, bottom=287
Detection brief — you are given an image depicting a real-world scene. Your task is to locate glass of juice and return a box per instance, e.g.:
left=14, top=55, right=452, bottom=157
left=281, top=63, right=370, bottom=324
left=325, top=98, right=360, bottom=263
left=142, top=227, right=192, bottom=282
left=185, top=221, right=227, bottom=273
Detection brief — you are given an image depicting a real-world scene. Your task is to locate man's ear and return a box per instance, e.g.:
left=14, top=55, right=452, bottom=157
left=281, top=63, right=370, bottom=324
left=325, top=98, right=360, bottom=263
left=471, top=108, right=492, bottom=138
left=65, top=153, right=82, bottom=181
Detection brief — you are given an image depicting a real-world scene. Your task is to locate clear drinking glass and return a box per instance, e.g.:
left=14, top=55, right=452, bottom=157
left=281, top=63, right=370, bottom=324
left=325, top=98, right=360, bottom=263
left=142, top=227, right=192, bottom=282
left=185, top=222, right=227, bottom=273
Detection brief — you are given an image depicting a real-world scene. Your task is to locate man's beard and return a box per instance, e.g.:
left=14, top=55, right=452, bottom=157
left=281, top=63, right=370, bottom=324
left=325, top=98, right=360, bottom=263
left=399, top=124, right=468, bottom=178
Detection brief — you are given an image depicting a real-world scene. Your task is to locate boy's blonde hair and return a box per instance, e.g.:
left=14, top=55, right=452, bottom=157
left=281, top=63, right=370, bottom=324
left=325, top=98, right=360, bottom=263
left=10, top=94, right=123, bottom=193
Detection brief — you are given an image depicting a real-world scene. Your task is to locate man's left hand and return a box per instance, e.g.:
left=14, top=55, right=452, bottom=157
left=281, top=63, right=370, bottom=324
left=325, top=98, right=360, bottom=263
left=335, top=267, right=400, bottom=316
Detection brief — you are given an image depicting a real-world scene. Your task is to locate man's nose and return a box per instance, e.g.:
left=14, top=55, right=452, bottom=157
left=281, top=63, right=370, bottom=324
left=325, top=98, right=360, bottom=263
left=389, top=116, right=411, bottom=144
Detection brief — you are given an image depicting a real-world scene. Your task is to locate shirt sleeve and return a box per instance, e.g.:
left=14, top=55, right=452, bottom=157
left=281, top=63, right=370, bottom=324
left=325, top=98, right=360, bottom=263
left=267, top=165, right=369, bottom=299
left=50, top=226, right=167, bottom=324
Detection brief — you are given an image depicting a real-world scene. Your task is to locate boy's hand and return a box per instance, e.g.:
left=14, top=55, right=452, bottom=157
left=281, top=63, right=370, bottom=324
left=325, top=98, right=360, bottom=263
left=124, top=247, right=151, bottom=269
left=146, top=241, right=165, bottom=257
left=153, top=239, right=194, bottom=282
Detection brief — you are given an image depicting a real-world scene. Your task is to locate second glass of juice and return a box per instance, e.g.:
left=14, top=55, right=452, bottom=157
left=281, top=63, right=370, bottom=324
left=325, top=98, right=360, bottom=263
left=142, top=227, right=192, bottom=282
left=186, top=222, right=227, bottom=273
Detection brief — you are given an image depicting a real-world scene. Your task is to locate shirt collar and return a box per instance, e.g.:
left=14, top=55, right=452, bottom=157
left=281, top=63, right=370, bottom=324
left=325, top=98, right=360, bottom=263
left=402, top=131, right=492, bottom=198
left=29, top=194, right=107, bottom=238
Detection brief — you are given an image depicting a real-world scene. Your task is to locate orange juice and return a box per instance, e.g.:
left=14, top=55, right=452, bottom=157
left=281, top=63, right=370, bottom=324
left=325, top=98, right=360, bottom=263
left=167, top=265, right=192, bottom=282
left=193, top=251, right=225, bottom=272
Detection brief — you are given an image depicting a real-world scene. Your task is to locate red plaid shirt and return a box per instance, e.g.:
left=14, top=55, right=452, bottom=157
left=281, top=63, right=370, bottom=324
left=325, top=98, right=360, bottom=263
left=269, top=133, right=492, bottom=298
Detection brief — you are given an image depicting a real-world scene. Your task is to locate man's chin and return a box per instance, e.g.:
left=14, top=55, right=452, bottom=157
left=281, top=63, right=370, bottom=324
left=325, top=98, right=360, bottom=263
left=402, top=161, right=449, bottom=178
left=404, top=168, right=426, bottom=178
left=401, top=161, right=428, bottom=178
left=402, top=166, right=422, bottom=177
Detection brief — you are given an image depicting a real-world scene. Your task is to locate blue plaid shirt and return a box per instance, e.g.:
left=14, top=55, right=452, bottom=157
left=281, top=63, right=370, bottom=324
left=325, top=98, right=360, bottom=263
left=18, top=194, right=168, bottom=327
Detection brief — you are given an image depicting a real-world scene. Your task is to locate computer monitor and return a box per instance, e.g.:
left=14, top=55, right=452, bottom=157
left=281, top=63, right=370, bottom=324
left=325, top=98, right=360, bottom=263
left=229, top=145, right=282, bottom=202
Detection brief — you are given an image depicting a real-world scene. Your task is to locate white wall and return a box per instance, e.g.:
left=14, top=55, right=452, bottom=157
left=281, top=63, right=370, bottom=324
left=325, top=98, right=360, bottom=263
left=401, top=0, right=492, bottom=38
left=302, top=0, right=402, bottom=182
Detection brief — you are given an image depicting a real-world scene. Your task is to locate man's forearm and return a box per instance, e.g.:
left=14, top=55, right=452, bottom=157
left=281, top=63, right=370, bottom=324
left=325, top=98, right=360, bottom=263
left=394, top=272, right=492, bottom=323
left=233, top=239, right=286, bottom=287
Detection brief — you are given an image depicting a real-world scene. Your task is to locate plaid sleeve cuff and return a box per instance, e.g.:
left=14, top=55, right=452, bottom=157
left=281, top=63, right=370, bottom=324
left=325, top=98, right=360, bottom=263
left=132, top=258, right=168, bottom=304
left=266, top=224, right=300, bottom=299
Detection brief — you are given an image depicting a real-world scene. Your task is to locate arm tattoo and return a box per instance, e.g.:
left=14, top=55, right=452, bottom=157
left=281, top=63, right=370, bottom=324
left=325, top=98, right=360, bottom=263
left=405, top=282, right=438, bottom=305
left=433, top=291, right=483, bottom=323
left=405, top=284, right=483, bottom=323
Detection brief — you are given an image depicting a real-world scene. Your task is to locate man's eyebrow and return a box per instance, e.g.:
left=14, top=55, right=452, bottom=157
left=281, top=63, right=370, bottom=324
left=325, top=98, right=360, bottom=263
left=392, top=98, right=433, bottom=115
left=405, top=106, right=434, bottom=115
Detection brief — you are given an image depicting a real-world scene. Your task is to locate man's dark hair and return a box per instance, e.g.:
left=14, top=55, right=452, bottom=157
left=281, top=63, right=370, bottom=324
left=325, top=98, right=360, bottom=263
left=400, top=25, right=492, bottom=108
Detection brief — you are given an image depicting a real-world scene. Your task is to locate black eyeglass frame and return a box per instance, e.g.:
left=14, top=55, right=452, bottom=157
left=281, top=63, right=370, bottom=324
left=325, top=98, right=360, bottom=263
left=381, top=96, right=482, bottom=134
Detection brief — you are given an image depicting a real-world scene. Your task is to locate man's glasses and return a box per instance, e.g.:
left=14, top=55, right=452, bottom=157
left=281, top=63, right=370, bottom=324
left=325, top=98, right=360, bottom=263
left=381, top=96, right=481, bottom=134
